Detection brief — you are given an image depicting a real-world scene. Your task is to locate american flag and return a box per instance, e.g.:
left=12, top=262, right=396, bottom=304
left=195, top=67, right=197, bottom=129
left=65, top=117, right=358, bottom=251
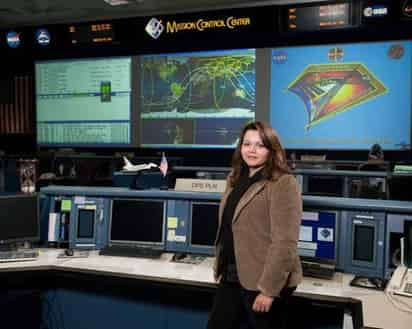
left=159, top=152, right=168, bottom=177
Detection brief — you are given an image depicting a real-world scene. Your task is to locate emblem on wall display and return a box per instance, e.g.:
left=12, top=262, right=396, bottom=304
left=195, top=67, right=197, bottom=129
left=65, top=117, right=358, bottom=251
left=6, top=31, right=21, bottom=48
left=145, top=18, right=164, bottom=39
left=35, top=28, right=51, bottom=46
left=287, top=63, right=387, bottom=130
left=363, top=4, right=388, bottom=18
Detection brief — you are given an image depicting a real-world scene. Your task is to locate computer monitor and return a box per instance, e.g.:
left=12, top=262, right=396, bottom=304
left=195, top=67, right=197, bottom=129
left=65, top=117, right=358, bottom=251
left=35, top=56, right=134, bottom=147
left=270, top=40, right=412, bottom=150
left=188, top=202, right=219, bottom=255
left=109, top=199, right=166, bottom=248
left=342, top=210, right=385, bottom=277
left=77, top=208, right=95, bottom=239
left=404, top=220, right=412, bottom=268
left=139, top=48, right=256, bottom=148
left=298, top=210, right=337, bottom=263
left=0, top=194, right=39, bottom=249
left=68, top=197, right=109, bottom=250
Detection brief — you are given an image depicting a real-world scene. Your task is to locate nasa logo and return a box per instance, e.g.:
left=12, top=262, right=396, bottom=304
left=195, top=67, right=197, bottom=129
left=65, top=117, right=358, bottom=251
left=6, top=31, right=21, bottom=48
left=363, top=5, right=388, bottom=18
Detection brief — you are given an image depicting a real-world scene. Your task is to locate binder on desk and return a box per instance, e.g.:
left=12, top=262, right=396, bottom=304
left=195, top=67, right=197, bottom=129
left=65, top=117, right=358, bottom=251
left=48, top=213, right=58, bottom=242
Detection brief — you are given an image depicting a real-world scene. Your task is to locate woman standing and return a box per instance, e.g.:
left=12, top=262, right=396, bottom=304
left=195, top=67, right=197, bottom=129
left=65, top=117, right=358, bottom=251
left=208, top=121, right=302, bottom=329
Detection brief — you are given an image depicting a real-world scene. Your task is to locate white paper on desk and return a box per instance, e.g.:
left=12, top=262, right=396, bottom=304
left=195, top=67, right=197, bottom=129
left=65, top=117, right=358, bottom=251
left=299, top=226, right=313, bottom=242
left=167, top=229, right=176, bottom=242
left=48, top=213, right=57, bottom=242
left=74, top=196, right=85, bottom=204
left=175, top=235, right=186, bottom=243
left=298, top=241, right=317, bottom=250
left=317, top=227, right=334, bottom=242
left=302, top=211, right=319, bottom=221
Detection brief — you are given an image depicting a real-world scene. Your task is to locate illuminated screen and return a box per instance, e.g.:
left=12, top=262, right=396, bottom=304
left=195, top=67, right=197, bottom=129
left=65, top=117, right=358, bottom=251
left=110, top=199, right=165, bottom=246
left=299, top=211, right=336, bottom=261
left=270, top=40, right=412, bottom=150
left=139, top=49, right=256, bottom=148
left=36, top=57, right=133, bottom=147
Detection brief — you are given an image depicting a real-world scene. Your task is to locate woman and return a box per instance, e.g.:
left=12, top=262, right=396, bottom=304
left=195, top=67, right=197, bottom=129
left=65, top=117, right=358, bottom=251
left=208, top=121, right=302, bottom=329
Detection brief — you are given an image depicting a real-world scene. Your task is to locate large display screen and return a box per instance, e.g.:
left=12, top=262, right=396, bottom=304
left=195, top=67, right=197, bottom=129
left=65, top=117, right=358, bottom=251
left=139, top=49, right=256, bottom=148
left=36, top=57, right=133, bottom=147
left=270, top=40, right=412, bottom=150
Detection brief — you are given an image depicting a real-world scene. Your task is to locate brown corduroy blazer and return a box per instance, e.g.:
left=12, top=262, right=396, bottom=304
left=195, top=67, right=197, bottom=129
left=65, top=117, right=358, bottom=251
left=214, top=173, right=303, bottom=297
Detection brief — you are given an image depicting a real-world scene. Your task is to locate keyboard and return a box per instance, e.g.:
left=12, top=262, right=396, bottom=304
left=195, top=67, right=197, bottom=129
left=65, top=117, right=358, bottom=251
left=99, top=245, right=163, bottom=259
left=301, top=260, right=335, bottom=280
left=0, top=250, right=39, bottom=263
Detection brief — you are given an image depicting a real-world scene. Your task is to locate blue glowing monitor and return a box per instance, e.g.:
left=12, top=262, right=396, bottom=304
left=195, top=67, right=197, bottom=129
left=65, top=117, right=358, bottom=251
left=299, top=211, right=336, bottom=262
left=139, top=49, right=256, bottom=148
left=270, top=40, right=412, bottom=150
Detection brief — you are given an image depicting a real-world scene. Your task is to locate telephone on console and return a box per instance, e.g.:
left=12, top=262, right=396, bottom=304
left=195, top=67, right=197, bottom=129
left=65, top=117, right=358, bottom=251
left=350, top=276, right=387, bottom=290
left=387, top=266, right=412, bottom=297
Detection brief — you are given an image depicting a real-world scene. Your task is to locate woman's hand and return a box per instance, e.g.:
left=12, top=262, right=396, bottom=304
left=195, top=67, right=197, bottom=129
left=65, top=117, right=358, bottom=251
left=252, top=293, right=274, bottom=312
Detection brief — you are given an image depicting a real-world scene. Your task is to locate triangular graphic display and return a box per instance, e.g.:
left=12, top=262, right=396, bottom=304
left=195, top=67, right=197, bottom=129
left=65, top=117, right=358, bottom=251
left=287, top=63, right=387, bottom=129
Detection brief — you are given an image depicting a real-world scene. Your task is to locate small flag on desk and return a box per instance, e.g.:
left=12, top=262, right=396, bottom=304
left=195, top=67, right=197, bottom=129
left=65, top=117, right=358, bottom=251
left=159, top=152, right=168, bottom=177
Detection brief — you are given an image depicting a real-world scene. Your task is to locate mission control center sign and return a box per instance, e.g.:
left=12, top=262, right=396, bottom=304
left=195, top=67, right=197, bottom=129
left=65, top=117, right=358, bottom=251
left=145, top=16, right=252, bottom=39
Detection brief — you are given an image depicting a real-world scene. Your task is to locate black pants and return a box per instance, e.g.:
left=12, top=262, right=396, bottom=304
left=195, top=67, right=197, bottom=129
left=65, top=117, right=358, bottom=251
left=207, top=281, right=295, bottom=329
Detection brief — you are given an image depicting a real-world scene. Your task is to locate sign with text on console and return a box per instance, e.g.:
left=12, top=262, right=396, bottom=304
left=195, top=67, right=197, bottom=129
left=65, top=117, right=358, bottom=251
left=174, top=179, right=226, bottom=193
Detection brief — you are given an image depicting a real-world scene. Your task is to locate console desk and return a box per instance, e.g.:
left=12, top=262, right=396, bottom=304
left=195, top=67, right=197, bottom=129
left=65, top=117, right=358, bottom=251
left=36, top=186, right=412, bottom=329
left=1, top=249, right=411, bottom=329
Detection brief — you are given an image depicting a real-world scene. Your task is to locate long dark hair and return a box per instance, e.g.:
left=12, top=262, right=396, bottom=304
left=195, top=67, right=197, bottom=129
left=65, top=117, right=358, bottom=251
left=229, top=121, right=290, bottom=187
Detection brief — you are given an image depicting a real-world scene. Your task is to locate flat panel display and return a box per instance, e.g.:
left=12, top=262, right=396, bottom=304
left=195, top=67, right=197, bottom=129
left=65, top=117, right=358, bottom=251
left=139, top=49, right=256, bottom=148
left=404, top=220, right=412, bottom=267
left=36, top=57, right=133, bottom=147
left=190, top=202, right=219, bottom=248
left=77, top=209, right=95, bottom=239
left=110, top=199, right=165, bottom=247
left=353, top=225, right=374, bottom=262
left=270, top=40, right=412, bottom=150
left=0, top=194, right=39, bottom=244
left=299, top=211, right=336, bottom=262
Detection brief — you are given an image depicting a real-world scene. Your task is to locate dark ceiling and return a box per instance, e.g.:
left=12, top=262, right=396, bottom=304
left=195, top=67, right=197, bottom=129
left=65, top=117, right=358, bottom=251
left=0, top=0, right=327, bottom=28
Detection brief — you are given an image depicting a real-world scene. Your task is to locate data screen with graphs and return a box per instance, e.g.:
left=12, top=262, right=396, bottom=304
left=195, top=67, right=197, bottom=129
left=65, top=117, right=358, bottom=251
left=270, top=40, right=412, bottom=150
left=139, top=49, right=256, bottom=148
left=36, top=57, right=133, bottom=147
